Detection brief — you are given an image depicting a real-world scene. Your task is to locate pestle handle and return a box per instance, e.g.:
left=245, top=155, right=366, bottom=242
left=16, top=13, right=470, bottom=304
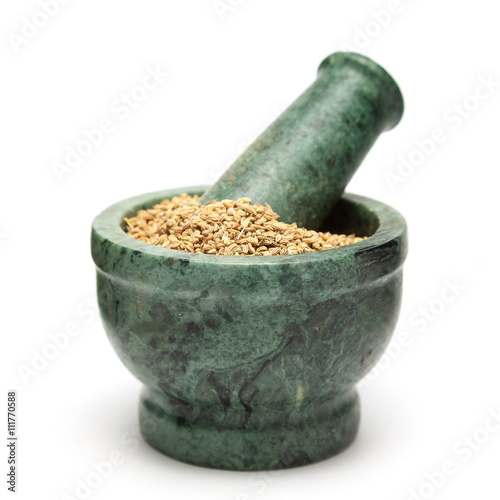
left=199, top=52, right=403, bottom=230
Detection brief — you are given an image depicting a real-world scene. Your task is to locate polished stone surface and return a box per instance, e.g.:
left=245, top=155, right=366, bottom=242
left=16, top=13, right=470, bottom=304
left=91, top=186, right=408, bottom=470
left=199, top=52, right=404, bottom=230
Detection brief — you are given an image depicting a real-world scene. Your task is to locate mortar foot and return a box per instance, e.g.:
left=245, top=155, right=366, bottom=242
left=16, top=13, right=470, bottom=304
left=139, top=387, right=360, bottom=470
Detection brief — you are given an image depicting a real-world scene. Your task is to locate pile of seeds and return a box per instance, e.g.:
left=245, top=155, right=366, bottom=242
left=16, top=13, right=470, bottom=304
left=124, top=194, right=365, bottom=256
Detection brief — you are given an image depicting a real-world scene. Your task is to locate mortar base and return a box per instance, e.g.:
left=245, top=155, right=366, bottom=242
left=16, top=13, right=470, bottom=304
left=139, top=388, right=360, bottom=470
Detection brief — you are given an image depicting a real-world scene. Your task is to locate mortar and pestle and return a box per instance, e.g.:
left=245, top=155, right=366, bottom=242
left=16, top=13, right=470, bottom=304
left=91, top=52, right=408, bottom=470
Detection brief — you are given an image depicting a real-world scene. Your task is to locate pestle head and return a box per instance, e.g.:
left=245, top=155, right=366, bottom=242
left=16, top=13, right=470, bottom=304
left=199, top=52, right=403, bottom=230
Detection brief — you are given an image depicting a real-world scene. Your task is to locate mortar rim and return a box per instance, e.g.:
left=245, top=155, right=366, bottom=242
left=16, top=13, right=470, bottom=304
left=92, top=186, right=407, bottom=275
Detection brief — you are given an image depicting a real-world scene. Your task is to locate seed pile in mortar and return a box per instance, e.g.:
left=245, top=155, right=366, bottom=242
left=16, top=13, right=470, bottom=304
left=124, top=194, right=365, bottom=256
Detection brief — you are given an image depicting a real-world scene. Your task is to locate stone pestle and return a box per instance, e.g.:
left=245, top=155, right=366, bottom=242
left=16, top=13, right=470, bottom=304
left=199, top=52, right=404, bottom=230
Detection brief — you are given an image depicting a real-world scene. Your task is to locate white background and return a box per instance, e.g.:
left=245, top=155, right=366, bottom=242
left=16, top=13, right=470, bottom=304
left=2, top=1, right=500, bottom=499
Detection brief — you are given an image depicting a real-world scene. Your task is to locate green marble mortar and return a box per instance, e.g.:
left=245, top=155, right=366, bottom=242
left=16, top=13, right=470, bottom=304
left=91, top=52, right=407, bottom=469
left=91, top=186, right=408, bottom=470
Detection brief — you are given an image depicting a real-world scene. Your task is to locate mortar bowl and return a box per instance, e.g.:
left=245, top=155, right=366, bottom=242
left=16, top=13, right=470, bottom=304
left=91, top=186, right=408, bottom=470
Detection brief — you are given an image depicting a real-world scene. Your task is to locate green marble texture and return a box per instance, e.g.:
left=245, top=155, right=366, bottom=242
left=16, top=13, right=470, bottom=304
left=91, top=186, right=408, bottom=470
left=199, top=52, right=404, bottom=230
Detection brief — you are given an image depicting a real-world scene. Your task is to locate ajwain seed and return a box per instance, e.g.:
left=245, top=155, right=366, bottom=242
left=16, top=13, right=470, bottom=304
left=124, top=194, right=366, bottom=257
